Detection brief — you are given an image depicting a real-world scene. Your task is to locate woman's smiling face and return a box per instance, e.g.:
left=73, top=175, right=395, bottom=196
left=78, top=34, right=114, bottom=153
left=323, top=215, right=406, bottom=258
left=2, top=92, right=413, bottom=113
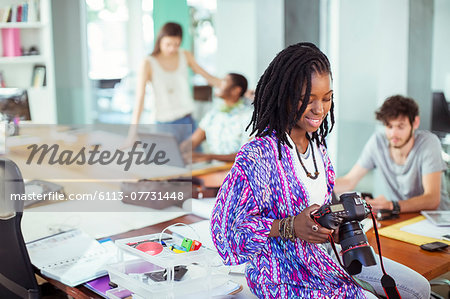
left=295, top=72, right=333, bottom=133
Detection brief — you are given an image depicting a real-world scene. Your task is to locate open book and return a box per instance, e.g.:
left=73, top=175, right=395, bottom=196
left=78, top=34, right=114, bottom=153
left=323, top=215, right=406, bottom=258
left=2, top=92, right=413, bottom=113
left=26, top=229, right=117, bottom=287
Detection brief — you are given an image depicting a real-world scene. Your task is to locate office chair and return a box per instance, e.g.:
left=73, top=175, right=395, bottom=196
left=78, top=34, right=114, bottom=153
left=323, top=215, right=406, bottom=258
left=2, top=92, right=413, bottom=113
left=0, top=158, right=40, bottom=299
left=430, top=278, right=450, bottom=299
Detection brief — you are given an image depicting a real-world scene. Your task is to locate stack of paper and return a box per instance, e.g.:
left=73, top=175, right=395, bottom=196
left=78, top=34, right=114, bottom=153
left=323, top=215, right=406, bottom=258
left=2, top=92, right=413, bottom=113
left=378, top=216, right=450, bottom=246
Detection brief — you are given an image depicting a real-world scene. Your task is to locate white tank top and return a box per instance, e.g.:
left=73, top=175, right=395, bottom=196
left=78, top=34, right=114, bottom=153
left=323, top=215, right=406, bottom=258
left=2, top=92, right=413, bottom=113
left=286, top=134, right=327, bottom=207
left=147, top=50, right=194, bottom=122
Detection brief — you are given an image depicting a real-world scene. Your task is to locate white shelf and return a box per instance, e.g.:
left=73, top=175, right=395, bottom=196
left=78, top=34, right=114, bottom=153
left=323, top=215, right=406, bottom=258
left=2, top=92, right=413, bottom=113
left=1, top=0, right=56, bottom=124
left=0, top=22, right=44, bottom=29
left=0, top=55, right=45, bottom=64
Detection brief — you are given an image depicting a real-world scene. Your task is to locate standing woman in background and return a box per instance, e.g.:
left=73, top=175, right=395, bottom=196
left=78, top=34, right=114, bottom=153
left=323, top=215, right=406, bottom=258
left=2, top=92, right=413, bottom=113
left=128, top=22, right=221, bottom=143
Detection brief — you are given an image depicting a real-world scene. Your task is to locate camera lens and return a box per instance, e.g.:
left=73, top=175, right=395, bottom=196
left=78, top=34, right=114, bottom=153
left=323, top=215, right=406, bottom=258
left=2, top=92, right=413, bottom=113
left=339, top=221, right=376, bottom=275
left=339, top=221, right=367, bottom=250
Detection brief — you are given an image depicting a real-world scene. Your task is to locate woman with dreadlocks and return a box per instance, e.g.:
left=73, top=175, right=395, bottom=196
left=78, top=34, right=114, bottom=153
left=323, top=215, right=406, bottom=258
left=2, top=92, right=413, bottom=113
left=210, top=43, right=430, bottom=298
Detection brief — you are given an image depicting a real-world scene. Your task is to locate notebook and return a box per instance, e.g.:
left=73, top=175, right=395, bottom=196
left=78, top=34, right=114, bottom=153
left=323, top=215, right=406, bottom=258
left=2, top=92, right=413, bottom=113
left=378, top=216, right=450, bottom=246
left=26, top=229, right=117, bottom=287
left=84, top=275, right=111, bottom=298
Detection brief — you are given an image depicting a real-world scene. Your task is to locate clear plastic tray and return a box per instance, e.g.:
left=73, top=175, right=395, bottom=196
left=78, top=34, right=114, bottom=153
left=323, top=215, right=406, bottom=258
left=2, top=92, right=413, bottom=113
left=106, top=258, right=215, bottom=299
left=114, top=233, right=213, bottom=270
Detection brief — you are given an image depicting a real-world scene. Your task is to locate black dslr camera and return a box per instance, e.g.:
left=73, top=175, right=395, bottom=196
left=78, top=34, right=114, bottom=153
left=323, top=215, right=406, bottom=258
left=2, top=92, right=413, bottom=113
left=311, top=192, right=376, bottom=275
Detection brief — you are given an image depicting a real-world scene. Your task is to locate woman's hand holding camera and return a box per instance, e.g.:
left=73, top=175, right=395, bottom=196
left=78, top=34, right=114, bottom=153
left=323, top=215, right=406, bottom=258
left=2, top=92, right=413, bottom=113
left=294, top=204, right=334, bottom=243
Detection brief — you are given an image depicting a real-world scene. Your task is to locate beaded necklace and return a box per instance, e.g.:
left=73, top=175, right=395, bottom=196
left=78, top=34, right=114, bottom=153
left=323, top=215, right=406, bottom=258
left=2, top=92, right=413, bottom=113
left=295, top=141, right=319, bottom=180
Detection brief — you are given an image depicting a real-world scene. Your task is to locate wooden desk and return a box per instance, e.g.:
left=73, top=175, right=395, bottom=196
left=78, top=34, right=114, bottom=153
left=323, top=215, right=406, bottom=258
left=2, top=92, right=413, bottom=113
left=367, top=213, right=450, bottom=280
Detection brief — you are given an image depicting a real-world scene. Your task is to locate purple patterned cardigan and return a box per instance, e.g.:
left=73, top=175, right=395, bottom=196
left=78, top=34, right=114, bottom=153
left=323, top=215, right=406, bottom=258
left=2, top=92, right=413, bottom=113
left=211, top=135, right=365, bottom=298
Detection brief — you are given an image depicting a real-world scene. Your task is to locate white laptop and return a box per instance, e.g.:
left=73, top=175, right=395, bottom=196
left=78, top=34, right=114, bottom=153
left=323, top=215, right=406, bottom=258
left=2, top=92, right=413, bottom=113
left=137, top=132, right=226, bottom=171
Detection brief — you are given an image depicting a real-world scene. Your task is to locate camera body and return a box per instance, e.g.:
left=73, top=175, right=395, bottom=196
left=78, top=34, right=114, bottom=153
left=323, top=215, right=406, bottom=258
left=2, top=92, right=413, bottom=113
left=312, top=192, right=370, bottom=229
left=311, top=192, right=376, bottom=275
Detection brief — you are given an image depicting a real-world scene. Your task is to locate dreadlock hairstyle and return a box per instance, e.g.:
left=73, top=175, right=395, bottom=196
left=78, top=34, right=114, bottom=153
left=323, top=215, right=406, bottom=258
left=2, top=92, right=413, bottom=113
left=248, top=42, right=335, bottom=159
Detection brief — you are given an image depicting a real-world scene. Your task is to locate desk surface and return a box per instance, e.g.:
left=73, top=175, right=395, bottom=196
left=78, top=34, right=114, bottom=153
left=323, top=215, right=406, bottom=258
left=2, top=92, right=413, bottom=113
left=38, top=212, right=450, bottom=299
left=367, top=213, right=450, bottom=280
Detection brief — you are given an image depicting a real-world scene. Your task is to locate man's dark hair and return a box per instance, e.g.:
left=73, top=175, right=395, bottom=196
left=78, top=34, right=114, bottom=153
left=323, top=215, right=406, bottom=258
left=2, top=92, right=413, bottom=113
left=228, top=73, right=248, bottom=97
left=248, top=42, right=334, bottom=159
left=375, top=95, right=419, bottom=125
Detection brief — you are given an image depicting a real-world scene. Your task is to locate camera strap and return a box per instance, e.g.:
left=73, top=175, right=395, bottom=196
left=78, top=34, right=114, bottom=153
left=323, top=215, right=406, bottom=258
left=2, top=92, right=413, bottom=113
left=327, top=235, right=379, bottom=296
left=326, top=211, right=402, bottom=299
left=369, top=210, right=402, bottom=299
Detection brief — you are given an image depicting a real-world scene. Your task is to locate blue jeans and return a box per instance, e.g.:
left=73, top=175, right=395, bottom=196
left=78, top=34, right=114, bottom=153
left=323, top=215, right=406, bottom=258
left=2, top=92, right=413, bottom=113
left=324, top=243, right=431, bottom=299
left=155, top=114, right=196, bottom=144
left=355, top=255, right=430, bottom=299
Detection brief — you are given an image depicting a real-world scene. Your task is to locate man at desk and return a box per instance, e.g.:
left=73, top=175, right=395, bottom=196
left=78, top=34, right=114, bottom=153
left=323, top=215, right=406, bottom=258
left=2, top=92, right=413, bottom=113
left=181, top=73, right=252, bottom=163
left=335, top=95, right=449, bottom=213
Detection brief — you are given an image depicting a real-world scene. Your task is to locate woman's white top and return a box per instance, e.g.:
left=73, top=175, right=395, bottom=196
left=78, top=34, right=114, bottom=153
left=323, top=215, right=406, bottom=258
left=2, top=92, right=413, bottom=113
left=147, top=50, right=194, bottom=122
left=286, top=134, right=327, bottom=207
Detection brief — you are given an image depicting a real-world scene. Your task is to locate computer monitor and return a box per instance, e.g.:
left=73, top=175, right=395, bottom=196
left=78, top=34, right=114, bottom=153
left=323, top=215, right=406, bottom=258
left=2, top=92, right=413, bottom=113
left=138, top=132, right=186, bottom=168
left=0, top=88, right=31, bottom=122
left=431, top=91, right=450, bottom=134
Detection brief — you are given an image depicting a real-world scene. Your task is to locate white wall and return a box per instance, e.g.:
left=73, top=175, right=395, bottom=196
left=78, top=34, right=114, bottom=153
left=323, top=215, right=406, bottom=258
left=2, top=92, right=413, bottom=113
left=216, top=0, right=257, bottom=86
left=255, top=0, right=284, bottom=79
left=333, top=0, right=410, bottom=177
left=432, top=0, right=450, bottom=99
left=216, top=0, right=284, bottom=89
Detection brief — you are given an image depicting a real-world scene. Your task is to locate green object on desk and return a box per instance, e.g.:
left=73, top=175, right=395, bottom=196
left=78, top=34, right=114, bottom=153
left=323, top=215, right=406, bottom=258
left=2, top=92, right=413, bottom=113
left=181, top=238, right=193, bottom=251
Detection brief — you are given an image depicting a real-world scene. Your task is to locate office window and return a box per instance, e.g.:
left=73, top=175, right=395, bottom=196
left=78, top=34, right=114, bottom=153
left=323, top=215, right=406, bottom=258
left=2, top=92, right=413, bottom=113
left=142, top=0, right=154, bottom=54
left=86, top=0, right=130, bottom=123
left=86, top=0, right=129, bottom=80
left=188, top=0, right=217, bottom=85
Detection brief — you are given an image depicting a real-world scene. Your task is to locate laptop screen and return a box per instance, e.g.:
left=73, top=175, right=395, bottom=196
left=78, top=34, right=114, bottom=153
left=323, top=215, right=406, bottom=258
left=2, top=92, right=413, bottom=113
left=137, top=132, right=186, bottom=168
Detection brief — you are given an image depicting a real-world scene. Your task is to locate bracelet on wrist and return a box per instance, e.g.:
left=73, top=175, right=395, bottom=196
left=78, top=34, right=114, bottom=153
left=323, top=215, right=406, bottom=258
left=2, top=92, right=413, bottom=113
left=278, top=218, right=283, bottom=237
left=279, top=216, right=296, bottom=242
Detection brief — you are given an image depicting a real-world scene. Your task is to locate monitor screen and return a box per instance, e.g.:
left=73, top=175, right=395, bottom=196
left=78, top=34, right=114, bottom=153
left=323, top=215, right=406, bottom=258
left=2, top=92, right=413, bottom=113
left=0, top=88, right=31, bottom=121
left=431, top=91, right=450, bottom=133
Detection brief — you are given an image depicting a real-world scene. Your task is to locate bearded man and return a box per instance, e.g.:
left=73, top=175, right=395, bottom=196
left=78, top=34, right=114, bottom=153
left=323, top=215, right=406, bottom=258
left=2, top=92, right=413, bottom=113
left=335, top=95, right=449, bottom=213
